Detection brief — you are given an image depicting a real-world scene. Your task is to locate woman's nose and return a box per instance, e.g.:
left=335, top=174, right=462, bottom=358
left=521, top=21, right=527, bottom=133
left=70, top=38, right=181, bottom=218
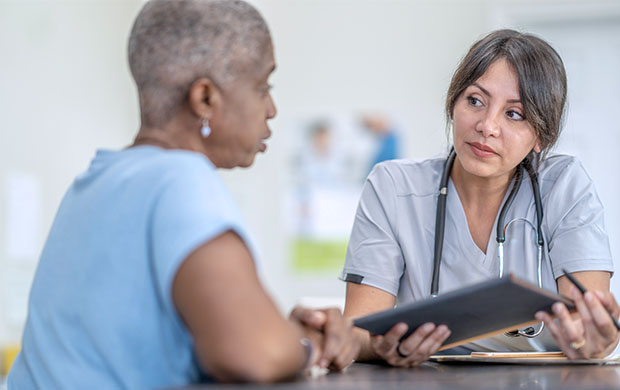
left=477, top=109, right=501, bottom=137
left=266, top=93, right=277, bottom=120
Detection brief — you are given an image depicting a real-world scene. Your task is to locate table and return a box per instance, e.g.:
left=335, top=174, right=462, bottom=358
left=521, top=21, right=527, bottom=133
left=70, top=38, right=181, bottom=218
left=183, top=361, right=620, bottom=390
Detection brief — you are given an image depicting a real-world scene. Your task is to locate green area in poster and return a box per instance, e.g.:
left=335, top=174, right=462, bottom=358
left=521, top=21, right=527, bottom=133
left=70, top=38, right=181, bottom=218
left=291, top=238, right=348, bottom=272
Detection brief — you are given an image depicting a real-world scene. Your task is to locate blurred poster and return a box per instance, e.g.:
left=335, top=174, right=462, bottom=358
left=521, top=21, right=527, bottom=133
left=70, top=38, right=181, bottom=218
left=4, top=172, right=41, bottom=262
left=284, top=113, right=402, bottom=272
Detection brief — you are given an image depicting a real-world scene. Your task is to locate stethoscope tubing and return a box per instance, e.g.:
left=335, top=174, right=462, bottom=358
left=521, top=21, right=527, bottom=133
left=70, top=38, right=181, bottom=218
left=431, top=148, right=544, bottom=297
left=431, top=151, right=456, bottom=297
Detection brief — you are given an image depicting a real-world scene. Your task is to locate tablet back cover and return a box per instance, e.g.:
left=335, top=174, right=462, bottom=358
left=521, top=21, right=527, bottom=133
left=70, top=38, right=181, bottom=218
left=353, top=274, right=574, bottom=350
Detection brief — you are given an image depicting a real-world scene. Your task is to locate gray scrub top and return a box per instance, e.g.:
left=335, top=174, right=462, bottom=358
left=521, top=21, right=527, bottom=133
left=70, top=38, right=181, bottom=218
left=342, top=153, right=613, bottom=351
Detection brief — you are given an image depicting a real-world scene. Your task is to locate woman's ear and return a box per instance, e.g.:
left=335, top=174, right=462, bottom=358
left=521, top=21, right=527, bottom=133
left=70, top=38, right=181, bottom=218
left=533, top=141, right=542, bottom=153
left=188, top=77, right=220, bottom=120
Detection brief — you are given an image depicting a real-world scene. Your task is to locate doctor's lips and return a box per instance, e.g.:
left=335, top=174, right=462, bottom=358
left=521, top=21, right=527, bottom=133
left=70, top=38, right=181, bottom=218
left=468, top=142, right=498, bottom=158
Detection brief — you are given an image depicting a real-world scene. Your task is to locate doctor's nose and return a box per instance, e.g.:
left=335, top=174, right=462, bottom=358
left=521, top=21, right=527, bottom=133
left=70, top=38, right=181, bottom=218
left=477, top=110, right=501, bottom=138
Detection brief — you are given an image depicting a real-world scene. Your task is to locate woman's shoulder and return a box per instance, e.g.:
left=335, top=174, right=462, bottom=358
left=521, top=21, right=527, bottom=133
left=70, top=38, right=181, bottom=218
left=537, top=154, right=599, bottom=205
left=537, top=153, right=591, bottom=184
left=369, top=155, right=445, bottom=197
left=131, top=148, right=238, bottom=212
left=85, top=146, right=225, bottom=199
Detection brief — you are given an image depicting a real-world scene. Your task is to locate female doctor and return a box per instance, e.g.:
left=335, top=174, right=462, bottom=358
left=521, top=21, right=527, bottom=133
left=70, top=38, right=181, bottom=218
left=342, top=29, right=619, bottom=367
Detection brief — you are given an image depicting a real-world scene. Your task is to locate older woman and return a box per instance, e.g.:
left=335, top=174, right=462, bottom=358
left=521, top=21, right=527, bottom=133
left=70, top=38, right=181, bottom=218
left=343, top=29, right=619, bottom=366
left=8, top=1, right=357, bottom=388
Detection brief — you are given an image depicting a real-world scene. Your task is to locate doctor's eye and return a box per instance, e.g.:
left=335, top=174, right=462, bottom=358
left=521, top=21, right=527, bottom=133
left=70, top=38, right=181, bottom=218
left=466, top=95, right=482, bottom=107
left=506, top=110, right=525, bottom=121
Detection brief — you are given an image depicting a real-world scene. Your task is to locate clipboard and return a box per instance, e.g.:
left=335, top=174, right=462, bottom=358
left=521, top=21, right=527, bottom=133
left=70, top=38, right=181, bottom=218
left=353, top=274, right=575, bottom=351
left=429, top=352, right=620, bottom=365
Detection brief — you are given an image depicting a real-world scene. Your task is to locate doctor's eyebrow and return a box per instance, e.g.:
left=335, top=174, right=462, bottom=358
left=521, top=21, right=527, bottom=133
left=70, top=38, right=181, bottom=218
left=471, top=82, right=521, bottom=104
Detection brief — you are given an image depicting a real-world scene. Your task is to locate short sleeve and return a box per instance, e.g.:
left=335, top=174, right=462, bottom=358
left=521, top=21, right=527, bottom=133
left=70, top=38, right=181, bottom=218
left=148, top=160, right=249, bottom=328
left=543, top=158, right=613, bottom=277
left=340, top=164, right=405, bottom=296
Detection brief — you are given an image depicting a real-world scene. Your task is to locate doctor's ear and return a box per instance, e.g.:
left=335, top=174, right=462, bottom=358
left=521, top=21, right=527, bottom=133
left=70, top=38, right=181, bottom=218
left=188, top=77, right=220, bottom=119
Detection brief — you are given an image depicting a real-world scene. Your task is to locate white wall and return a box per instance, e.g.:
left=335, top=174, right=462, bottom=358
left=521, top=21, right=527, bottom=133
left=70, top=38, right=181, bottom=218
left=0, top=0, right=618, bottom=346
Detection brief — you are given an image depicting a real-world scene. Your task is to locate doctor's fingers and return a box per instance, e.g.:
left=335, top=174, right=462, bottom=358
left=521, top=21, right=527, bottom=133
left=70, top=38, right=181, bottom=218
left=567, top=287, right=615, bottom=355
left=396, top=325, right=451, bottom=367
left=582, top=291, right=618, bottom=339
left=381, top=323, right=438, bottom=367
left=371, top=322, right=409, bottom=358
left=550, top=291, right=609, bottom=359
left=537, top=310, right=583, bottom=360
left=593, top=290, right=620, bottom=320
left=555, top=295, right=594, bottom=357
left=579, top=292, right=619, bottom=357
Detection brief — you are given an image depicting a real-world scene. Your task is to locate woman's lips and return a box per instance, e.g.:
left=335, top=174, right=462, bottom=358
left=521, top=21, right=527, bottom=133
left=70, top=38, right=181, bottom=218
left=468, top=142, right=497, bottom=158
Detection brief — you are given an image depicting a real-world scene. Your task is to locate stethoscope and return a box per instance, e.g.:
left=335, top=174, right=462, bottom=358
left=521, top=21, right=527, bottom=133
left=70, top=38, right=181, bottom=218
left=431, top=147, right=546, bottom=338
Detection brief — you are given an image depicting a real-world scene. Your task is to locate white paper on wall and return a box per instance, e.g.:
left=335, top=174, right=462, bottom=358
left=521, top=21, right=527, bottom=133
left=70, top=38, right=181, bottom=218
left=4, top=172, right=41, bottom=261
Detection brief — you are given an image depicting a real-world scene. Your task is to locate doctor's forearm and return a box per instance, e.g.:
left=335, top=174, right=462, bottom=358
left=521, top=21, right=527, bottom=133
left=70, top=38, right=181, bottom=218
left=557, top=271, right=611, bottom=296
left=352, top=328, right=380, bottom=361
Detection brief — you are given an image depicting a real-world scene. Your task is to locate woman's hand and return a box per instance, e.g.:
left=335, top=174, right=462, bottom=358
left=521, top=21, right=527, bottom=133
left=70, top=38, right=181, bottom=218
left=536, top=287, right=620, bottom=359
left=369, top=322, right=451, bottom=367
left=289, top=306, right=360, bottom=371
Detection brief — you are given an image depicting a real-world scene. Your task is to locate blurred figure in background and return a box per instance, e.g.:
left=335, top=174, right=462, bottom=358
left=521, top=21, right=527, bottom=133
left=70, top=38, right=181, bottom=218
left=298, top=121, right=348, bottom=188
left=289, top=119, right=358, bottom=271
left=361, top=113, right=401, bottom=175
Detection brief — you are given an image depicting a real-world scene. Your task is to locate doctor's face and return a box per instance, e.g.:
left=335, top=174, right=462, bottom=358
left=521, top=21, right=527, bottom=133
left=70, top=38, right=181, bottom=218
left=452, top=58, right=540, bottom=181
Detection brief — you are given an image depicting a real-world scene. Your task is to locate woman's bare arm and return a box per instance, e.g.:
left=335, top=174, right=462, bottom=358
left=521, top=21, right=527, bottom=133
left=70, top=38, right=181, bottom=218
left=173, top=231, right=307, bottom=382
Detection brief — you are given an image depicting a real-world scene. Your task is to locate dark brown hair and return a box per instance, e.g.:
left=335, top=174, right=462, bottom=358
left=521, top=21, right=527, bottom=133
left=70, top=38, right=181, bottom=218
left=446, top=29, right=567, bottom=157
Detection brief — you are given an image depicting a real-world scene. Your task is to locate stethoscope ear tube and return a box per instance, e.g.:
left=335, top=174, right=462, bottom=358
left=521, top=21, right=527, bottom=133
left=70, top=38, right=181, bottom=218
left=431, top=148, right=456, bottom=296
left=496, top=165, right=523, bottom=245
left=522, top=158, right=545, bottom=247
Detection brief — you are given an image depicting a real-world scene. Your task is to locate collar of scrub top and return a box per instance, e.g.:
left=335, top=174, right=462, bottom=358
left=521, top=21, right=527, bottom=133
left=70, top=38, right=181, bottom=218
left=430, top=147, right=546, bottom=338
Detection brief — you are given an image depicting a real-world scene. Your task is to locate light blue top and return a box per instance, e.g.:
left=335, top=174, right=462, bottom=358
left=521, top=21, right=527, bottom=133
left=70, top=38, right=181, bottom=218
left=342, top=153, right=613, bottom=351
left=8, top=146, right=256, bottom=389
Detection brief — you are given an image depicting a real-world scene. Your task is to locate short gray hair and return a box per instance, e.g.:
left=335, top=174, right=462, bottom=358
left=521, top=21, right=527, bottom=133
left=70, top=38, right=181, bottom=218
left=128, top=0, right=272, bottom=127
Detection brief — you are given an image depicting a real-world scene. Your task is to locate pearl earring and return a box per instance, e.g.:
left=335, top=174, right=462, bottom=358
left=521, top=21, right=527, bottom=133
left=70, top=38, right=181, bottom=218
left=201, top=118, right=211, bottom=138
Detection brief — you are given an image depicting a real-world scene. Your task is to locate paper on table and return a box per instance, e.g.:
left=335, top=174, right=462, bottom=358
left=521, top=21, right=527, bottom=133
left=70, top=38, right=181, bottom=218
left=470, top=351, right=565, bottom=358
left=430, top=352, right=620, bottom=365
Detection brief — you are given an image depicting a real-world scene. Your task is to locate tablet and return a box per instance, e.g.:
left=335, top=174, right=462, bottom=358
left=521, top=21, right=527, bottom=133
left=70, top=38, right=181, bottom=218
left=353, top=274, right=574, bottom=350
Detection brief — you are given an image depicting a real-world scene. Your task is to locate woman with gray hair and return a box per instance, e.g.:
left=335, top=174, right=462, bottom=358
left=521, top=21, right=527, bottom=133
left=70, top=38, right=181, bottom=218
left=8, top=0, right=358, bottom=388
left=343, top=29, right=619, bottom=366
